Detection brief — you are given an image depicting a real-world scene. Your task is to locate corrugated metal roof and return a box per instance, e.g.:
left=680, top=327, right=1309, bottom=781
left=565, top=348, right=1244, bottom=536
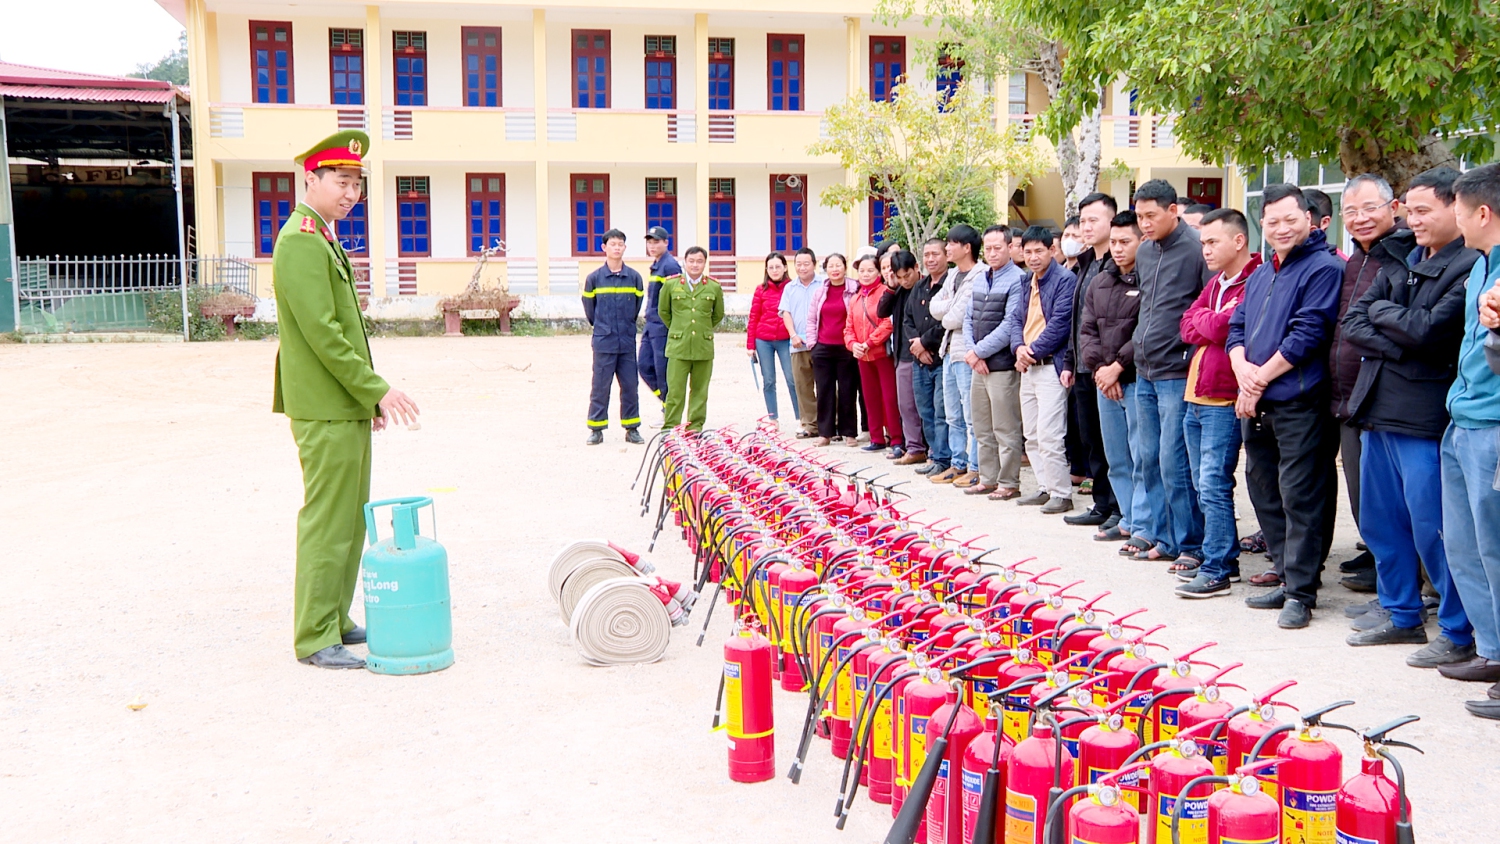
left=0, top=60, right=174, bottom=91
left=0, top=84, right=177, bottom=104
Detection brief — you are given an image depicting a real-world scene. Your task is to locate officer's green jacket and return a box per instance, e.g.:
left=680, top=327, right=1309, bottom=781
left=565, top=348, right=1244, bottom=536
left=272, top=203, right=389, bottom=419
left=659, top=274, right=725, bottom=361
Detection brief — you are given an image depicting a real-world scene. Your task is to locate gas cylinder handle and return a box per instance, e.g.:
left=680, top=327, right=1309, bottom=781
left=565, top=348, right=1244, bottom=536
left=363, top=496, right=434, bottom=550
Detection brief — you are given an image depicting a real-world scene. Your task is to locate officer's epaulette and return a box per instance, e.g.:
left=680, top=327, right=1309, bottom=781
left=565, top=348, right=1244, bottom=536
left=663, top=273, right=683, bottom=281
left=298, top=216, right=317, bottom=234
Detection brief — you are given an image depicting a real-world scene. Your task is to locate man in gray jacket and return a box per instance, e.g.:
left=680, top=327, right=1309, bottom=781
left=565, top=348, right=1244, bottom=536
left=1130, top=179, right=1211, bottom=570
left=963, top=224, right=1028, bottom=499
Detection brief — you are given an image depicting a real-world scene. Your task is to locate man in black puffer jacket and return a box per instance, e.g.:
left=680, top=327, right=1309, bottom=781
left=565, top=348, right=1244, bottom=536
left=1342, top=166, right=1480, bottom=663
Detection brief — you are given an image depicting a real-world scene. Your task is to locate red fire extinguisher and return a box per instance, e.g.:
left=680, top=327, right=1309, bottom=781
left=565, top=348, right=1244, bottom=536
left=1006, top=717, right=1076, bottom=844
left=1072, top=691, right=1145, bottom=810
left=1142, top=719, right=1227, bottom=844
left=922, top=685, right=984, bottom=844
left=1247, top=700, right=1355, bottom=844
left=1167, top=758, right=1281, bottom=844
left=1225, top=680, right=1297, bottom=776
left=723, top=619, right=775, bottom=783
left=778, top=560, right=820, bottom=691
left=1042, top=761, right=1152, bottom=844
left=1137, top=643, right=1219, bottom=745
left=959, top=702, right=1013, bottom=844
left=1174, top=664, right=1244, bottom=776
left=1336, top=715, right=1420, bottom=844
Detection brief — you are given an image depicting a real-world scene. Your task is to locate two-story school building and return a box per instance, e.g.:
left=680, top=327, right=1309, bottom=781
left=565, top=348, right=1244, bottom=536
left=154, top=0, right=1233, bottom=305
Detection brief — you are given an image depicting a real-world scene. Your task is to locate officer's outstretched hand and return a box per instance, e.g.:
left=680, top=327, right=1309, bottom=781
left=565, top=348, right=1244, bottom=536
left=376, top=387, right=421, bottom=431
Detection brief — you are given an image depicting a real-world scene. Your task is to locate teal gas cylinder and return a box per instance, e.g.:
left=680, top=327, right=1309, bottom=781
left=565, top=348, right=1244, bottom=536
left=361, top=497, right=454, bottom=675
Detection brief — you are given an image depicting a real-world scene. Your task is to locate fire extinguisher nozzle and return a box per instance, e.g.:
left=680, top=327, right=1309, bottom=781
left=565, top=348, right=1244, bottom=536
left=787, top=763, right=803, bottom=784
left=835, top=810, right=849, bottom=830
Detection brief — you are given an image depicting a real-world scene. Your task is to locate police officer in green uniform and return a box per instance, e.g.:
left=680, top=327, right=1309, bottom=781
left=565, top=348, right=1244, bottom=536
left=273, top=130, right=420, bottom=669
left=659, top=245, right=725, bottom=430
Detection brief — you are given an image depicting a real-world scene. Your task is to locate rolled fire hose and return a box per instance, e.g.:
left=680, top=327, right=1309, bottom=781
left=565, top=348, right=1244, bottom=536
left=557, top=556, right=638, bottom=623
left=569, top=577, right=673, bottom=665
left=549, top=539, right=627, bottom=604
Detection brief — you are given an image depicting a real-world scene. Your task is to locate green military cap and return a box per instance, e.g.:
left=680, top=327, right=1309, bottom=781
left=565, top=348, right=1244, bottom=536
left=295, top=129, right=370, bottom=173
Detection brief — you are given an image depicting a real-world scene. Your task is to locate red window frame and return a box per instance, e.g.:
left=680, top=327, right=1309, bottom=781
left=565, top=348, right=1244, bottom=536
left=462, top=26, right=502, bottom=108
left=252, top=171, right=297, bottom=257
left=250, top=20, right=294, bottom=104
left=572, top=30, right=611, bottom=109
left=328, top=29, right=363, bottom=105
left=709, top=178, right=736, bottom=256
left=770, top=174, right=807, bottom=253
left=467, top=173, right=507, bottom=256
left=393, top=31, right=427, bottom=106
left=644, top=36, right=676, bottom=110
left=571, top=173, right=611, bottom=256
left=708, top=38, right=734, bottom=110
left=869, top=36, right=905, bottom=102
left=766, top=34, right=804, bottom=111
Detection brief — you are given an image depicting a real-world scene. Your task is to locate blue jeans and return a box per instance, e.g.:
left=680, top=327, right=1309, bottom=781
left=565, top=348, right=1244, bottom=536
left=914, top=361, right=951, bottom=466
left=1134, top=377, right=1204, bottom=558
left=755, top=338, right=798, bottom=420
left=1366, top=430, right=1472, bottom=641
left=1439, top=425, right=1500, bottom=658
left=1098, top=382, right=1147, bottom=538
left=943, top=356, right=977, bottom=472
left=1184, top=403, right=1241, bottom=580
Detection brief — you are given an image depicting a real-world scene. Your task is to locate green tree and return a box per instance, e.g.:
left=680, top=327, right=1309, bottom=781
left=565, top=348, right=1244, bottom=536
left=879, top=0, right=1110, bottom=218
left=130, top=32, right=189, bottom=86
left=1048, top=0, right=1500, bottom=193
left=809, top=81, right=1046, bottom=248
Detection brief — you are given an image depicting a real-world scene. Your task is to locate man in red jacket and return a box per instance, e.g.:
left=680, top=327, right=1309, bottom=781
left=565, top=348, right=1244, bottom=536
left=1175, top=208, right=1261, bottom=597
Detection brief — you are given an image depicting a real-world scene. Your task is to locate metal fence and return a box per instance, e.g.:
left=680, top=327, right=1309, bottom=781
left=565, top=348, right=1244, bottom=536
left=15, top=255, right=257, bottom=334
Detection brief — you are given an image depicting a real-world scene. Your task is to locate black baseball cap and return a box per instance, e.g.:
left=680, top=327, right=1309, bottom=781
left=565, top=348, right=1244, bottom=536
left=645, top=226, right=670, bottom=241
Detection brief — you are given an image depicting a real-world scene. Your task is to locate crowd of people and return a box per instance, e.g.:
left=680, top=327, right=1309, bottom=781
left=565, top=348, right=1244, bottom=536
left=584, top=165, right=1500, bottom=721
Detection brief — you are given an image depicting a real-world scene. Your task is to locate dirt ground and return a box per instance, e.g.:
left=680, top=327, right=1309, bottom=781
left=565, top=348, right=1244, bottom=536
left=3, top=333, right=1498, bottom=842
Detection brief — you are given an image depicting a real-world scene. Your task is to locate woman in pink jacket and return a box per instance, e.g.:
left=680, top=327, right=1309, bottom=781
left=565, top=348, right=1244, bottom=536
left=845, top=254, right=901, bottom=452
left=746, top=252, right=798, bottom=421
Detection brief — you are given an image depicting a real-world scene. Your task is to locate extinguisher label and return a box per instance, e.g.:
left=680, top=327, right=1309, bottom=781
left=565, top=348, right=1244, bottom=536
left=1283, top=788, right=1337, bottom=844
left=873, top=699, right=893, bottom=759
left=724, top=662, right=744, bottom=738
left=1157, top=794, right=1208, bottom=843
left=835, top=649, right=852, bottom=718
left=1159, top=706, right=1180, bottom=741
left=931, top=760, right=950, bottom=839
left=1003, top=790, right=1036, bottom=844
left=1334, top=831, right=1377, bottom=844
left=1221, top=838, right=1278, bottom=844
left=1002, top=693, right=1030, bottom=743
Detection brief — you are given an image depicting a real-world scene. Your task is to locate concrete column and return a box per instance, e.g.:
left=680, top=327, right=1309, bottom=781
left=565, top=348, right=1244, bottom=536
left=533, top=9, right=551, bottom=294
left=693, top=13, right=709, bottom=254
left=843, top=16, right=861, bottom=253
left=364, top=5, right=389, bottom=295
left=186, top=0, right=221, bottom=257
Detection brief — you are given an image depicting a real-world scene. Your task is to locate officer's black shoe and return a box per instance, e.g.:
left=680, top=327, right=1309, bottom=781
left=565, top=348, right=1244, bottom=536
left=1340, top=568, right=1377, bottom=593
left=1063, top=507, right=1109, bottom=527
left=1245, top=586, right=1286, bottom=610
left=298, top=644, right=366, bottom=669
left=586, top=430, right=604, bottom=446
left=625, top=429, right=645, bottom=445
left=341, top=625, right=366, bottom=645
left=1339, top=550, right=1376, bottom=573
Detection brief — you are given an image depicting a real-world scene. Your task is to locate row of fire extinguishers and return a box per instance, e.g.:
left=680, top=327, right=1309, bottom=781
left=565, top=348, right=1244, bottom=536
left=630, top=421, right=1420, bottom=844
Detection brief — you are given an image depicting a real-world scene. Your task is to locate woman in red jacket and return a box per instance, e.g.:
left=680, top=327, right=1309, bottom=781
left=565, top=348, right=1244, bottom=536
left=747, top=252, right=799, bottom=421
left=845, top=253, right=901, bottom=453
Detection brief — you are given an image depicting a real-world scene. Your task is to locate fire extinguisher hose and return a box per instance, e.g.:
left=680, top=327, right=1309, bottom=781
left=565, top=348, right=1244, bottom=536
left=549, top=540, right=627, bottom=603
left=569, top=577, right=674, bottom=665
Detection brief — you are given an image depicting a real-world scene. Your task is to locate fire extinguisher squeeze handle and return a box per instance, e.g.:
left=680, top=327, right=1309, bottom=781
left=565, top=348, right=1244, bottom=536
left=1299, top=698, right=1357, bottom=727
left=1360, top=714, right=1422, bottom=748
left=1170, top=775, right=1229, bottom=844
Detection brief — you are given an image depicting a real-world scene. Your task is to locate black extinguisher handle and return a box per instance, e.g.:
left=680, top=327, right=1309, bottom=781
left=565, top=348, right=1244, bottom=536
left=1377, top=747, right=1416, bottom=844
left=1038, top=784, right=1092, bottom=844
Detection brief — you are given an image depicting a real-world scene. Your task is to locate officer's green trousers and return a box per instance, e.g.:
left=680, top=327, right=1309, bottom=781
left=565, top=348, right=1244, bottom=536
left=291, top=418, right=372, bottom=659
left=663, top=358, right=713, bottom=431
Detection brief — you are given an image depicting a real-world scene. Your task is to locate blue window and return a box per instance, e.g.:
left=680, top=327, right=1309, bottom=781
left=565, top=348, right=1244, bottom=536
left=869, top=36, right=904, bottom=102
left=767, top=35, right=803, bottom=111
left=397, top=176, right=430, bottom=257
left=467, top=174, right=506, bottom=255
left=646, top=178, right=677, bottom=252
left=250, top=21, right=293, bottom=104
left=573, top=31, right=610, bottom=109
left=771, top=174, right=806, bottom=252
left=463, top=27, right=502, bottom=107
left=572, top=174, right=610, bottom=255
left=329, top=29, right=363, bottom=105
left=708, top=39, right=734, bottom=110
left=937, top=54, right=962, bottom=110
left=253, top=172, right=295, bottom=257
left=394, top=32, right=427, bottom=107
left=644, top=36, right=676, bottom=110
left=870, top=194, right=898, bottom=244
left=336, top=182, right=369, bottom=257
left=708, top=179, right=736, bottom=255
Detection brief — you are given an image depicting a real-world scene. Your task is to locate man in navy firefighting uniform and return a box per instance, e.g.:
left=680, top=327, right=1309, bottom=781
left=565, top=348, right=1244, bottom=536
left=584, top=228, right=646, bottom=445
left=640, top=225, right=679, bottom=410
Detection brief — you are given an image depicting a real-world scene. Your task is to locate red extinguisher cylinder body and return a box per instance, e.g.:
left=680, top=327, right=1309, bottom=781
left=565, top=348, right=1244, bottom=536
left=723, top=629, right=775, bottom=783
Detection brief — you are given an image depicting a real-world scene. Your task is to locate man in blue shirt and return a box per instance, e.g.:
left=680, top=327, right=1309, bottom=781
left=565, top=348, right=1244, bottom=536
left=779, top=247, right=825, bottom=438
left=583, top=228, right=645, bottom=445
left=1438, top=163, right=1500, bottom=719
left=1227, top=184, right=1345, bottom=629
left=640, top=226, right=679, bottom=410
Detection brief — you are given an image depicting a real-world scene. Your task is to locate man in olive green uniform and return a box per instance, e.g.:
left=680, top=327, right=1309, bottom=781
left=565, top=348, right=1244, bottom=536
left=659, top=245, right=725, bottom=430
left=274, top=130, right=420, bottom=669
